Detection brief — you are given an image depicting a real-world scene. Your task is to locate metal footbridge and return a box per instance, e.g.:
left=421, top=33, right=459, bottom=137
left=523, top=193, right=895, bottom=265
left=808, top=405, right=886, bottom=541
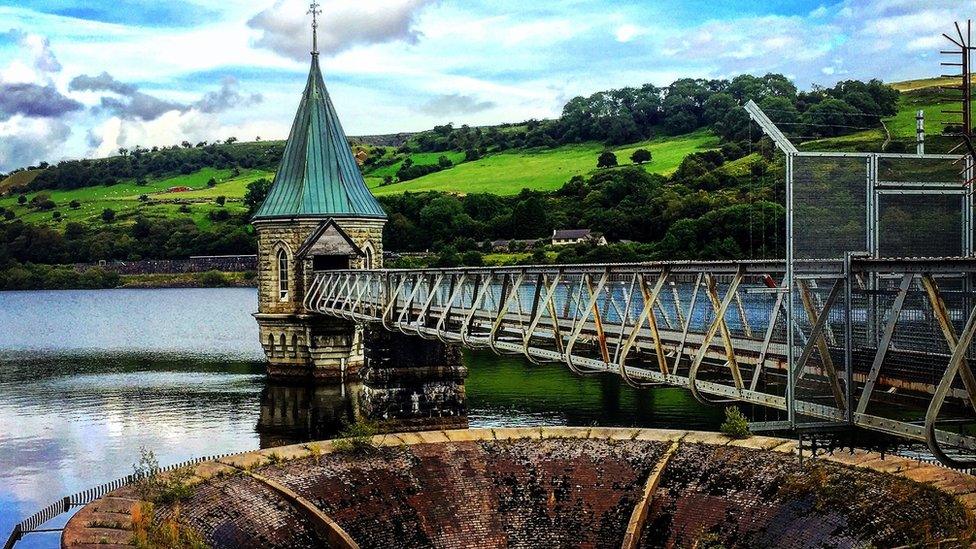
left=306, top=102, right=976, bottom=466
left=305, top=257, right=976, bottom=466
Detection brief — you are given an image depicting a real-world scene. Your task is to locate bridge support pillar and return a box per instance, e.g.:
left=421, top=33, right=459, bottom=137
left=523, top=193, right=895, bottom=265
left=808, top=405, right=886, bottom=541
left=256, top=314, right=364, bottom=381
left=359, top=326, right=468, bottom=432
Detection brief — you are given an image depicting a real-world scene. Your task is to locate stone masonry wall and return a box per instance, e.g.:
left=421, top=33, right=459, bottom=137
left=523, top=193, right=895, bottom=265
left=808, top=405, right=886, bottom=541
left=253, top=217, right=384, bottom=379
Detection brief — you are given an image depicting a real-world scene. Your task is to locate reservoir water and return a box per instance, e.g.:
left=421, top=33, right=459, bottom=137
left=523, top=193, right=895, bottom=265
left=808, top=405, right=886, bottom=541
left=0, top=287, right=724, bottom=548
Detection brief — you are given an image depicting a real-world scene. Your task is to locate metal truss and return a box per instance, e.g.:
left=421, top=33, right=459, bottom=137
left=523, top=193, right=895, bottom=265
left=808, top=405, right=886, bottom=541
left=306, top=258, right=976, bottom=464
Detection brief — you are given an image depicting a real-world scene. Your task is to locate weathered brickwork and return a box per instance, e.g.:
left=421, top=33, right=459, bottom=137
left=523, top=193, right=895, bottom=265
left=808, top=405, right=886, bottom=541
left=63, top=428, right=976, bottom=549
left=641, top=443, right=972, bottom=548
left=167, top=474, right=323, bottom=548
left=253, top=217, right=384, bottom=380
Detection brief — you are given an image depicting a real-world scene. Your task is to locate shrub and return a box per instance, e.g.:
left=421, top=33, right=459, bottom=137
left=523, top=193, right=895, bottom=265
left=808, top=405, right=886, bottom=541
left=208, top=209, right=230, bottom=221
left=199, top=270, right=230, bottom=287
left=52, top=211, right=62, bottom=221
left=101, top=208, right=116, bottom=222
left=460, top=250, right=483, bottom=266
left=69, top=199, right=80, bottom=209
left=720, top=406, right=750, bottom=439
left=178, top=204, right=191, bottom=213
left=3, top=209, right=14, bottom=220
left=332, top=420, right=378, bottom=455
left=131, top=502, right=206, bottom=549
left=17, top=194, right=26, bottom=205
left=207, top=178, right=217, bottom=188
left=630, top=148, right=652, bottom=164
left=132, top=448, right=195, bottom=505
left=597, top=151, right=618, bottom=169
left=215, top=196, right=226, bottom=206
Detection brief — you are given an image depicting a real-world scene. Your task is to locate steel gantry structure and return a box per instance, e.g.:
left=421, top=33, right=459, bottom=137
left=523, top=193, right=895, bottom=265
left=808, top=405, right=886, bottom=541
left=306, top=257, right=976, bottom=466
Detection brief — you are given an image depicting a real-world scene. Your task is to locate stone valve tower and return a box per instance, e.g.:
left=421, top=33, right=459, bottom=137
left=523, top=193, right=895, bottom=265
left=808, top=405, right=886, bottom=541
left=252, top=5, right=386, bottom=381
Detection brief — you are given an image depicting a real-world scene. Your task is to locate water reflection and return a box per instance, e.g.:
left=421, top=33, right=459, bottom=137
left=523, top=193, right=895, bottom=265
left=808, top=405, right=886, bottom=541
left=0, top=287, right=730, bottom=549
left=257, top=382, right=362, bottom=447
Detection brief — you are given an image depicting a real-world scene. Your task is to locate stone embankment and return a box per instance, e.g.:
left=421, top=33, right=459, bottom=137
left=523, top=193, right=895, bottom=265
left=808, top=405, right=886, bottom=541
left=62, top=428, right=976, bottom=548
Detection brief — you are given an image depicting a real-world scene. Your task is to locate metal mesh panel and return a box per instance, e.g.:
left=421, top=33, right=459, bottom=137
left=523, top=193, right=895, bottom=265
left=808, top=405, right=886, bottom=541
left=793, top=155, right=868, bottom=259
left=878, top=156, right=960, bottom=184
left=878, top=194, right=963, bottom=258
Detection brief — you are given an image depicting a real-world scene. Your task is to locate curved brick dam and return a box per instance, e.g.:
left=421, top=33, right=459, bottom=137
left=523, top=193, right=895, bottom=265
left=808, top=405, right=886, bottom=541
left=63, top=428, right=976, bottom=549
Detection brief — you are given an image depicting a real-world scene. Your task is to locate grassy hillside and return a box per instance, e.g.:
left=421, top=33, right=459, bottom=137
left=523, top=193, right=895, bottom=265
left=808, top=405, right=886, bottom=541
left=367, top=131, right=717, bottom=195
left=800, top=85, right=956, bottom=152
left=0, top=167, right=270, bottom=228
left=0, top=169, right=41, bottom=194
left=0, top=130, right=717, bottom=228
left=0, top=75, right=959, bottom=231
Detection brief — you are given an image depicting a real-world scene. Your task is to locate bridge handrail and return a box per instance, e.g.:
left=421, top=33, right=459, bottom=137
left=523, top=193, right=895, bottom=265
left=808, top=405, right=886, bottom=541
left=2, top=451, right=240, bottom=549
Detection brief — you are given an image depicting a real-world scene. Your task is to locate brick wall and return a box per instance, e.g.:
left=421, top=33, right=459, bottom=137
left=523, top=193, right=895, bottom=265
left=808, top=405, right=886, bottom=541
left=74, top=255, right=257, bottom=275
left=165, top=439, right=972, bottom=549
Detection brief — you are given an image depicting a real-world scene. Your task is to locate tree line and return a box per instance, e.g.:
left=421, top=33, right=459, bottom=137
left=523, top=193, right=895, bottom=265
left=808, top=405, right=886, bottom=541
left=400, top=74, right=899, bottom=155
left=20, top=140, right=284, bottom=192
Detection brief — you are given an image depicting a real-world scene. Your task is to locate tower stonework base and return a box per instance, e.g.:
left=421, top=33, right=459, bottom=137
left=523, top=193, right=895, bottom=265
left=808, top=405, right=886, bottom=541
left=254, top=218, right=384, bottom=381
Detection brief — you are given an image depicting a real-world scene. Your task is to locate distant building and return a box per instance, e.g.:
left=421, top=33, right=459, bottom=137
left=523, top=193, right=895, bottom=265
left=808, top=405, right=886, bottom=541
left=354, top=149, right=368, bottom=166
left=551, top=229, right=607, bottom=247
left=167, top=186, right=193, bottom=193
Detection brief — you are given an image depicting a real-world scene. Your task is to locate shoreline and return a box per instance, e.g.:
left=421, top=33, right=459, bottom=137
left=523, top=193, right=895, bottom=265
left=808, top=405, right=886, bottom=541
left=0, top=271, right=257, bottom=291
left=119, top=271, right=256, bottom=289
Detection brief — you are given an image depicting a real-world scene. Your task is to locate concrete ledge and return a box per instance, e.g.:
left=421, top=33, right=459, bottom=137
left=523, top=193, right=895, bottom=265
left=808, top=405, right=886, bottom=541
left=62, top=427, right=976, bottom=548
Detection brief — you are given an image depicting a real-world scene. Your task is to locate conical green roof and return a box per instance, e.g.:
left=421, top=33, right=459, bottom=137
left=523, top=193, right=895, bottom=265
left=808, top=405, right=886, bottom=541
left=253, top=55, right=386, bottom=220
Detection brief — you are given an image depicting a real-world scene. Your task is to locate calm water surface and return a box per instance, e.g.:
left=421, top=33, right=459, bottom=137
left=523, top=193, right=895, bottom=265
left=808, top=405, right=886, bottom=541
left=0, top=288, right=722, bottom=548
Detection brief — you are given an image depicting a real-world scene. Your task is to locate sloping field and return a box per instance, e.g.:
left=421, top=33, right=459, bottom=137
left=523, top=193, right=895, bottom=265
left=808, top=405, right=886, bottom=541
left=0, top=167, right=270, bottom=227
left=368, top=131, right=718, bottom=195
left=0, top=169, right=41, bottom=194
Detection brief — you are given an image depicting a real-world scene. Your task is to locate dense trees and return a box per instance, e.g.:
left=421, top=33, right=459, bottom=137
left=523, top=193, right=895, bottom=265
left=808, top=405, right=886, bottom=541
left=25, top=141, right=285, bottom=192
left=378, top=153, right=783, bottom=261
left=0, top=215, right=255, bottom=266
left=404, top=74, right=897, bottom=156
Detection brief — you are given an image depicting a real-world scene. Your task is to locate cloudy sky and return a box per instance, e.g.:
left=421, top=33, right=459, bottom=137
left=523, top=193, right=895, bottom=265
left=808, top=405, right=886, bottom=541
left=0, top=0, right=973, bottom=172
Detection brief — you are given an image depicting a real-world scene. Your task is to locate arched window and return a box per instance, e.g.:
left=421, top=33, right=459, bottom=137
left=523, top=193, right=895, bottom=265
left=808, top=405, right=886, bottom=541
left=364, top=245, right=374, bottom=270
left=277, top=249, right=289, bottom=301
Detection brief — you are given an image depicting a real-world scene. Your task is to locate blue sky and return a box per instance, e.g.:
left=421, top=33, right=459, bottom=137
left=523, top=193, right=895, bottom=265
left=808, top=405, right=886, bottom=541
left=0, top=0, right=972, bottom=172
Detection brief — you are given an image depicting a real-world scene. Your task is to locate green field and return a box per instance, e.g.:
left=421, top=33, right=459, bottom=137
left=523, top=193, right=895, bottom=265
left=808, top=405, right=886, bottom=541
left=0, top=167, right=271, bottom=227
left=367, top=131, right=718, bottom=196
left=800, top=87, right=953, bottom=152
left=3, top=76, right=962, bottom=229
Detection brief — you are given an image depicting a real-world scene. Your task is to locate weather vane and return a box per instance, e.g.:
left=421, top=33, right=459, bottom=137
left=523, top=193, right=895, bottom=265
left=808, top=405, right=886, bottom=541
left=308, top=2, right=322, bottom=55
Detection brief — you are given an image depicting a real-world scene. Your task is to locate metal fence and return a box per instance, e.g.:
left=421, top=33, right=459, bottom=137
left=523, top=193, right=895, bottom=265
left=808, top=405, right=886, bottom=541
left=3, top=452, right=237, bottom=549
left=790, top=152, right=972, bottom=261
left=746, top=101, right=976, bottom=462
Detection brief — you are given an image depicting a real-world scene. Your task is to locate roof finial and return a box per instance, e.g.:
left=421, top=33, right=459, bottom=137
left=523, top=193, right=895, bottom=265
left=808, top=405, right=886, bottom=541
left=308, top=2, right=322, bottom=56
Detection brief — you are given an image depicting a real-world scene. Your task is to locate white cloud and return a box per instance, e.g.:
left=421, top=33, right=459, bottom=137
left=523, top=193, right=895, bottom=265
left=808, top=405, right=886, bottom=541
left=5, top=0, right=976, bottom=172
left=248, top=0, right=437, bottom=60
left=615, top=24, right=641, bottom=43
left=0, top=115, right=71, bottom=170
